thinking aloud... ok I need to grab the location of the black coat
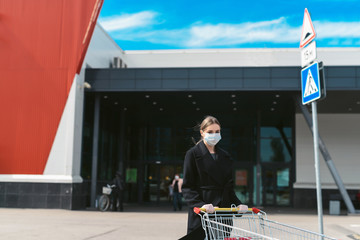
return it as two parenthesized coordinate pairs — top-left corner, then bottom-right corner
(181, 141), (241, 238)
(113, 175), (125, 191)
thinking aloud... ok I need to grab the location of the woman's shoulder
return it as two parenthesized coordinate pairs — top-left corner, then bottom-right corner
(185, 142), (205, 158)
(185, 144), (199, 157)
(186, 144), (196, 153)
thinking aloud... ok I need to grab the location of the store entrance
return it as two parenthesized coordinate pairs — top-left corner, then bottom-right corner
(262, 164), (292, 206)
(144, 163), (183, 203)
(81, 91), (295, 207)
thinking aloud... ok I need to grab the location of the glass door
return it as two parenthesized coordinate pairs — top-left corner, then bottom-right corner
(259, 125), (293, 206)
(144, 163), (183, 203)
(262, 165), (291, 206)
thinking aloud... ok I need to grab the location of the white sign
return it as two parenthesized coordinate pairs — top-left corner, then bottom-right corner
(301, 41), (317, 67)
(300, 8), (316, 48)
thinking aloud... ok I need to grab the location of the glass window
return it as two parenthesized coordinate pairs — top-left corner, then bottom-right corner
(277, 168), (290, 206)
(260, 127), (292, 162)
(175, 127), (197, 161)
(147, 127), (173, 162)
(277, 168), (289, 187)
(219, 126), (256, 162)
(261, 127), (292, 141)
(261, 127), (280, 138)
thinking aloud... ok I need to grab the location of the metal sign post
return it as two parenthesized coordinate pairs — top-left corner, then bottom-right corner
(311, 101), (324, 235)
(300, 8), (324, 236)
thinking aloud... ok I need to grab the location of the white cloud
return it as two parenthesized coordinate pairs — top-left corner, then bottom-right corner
(99, 11), (158, 32)
(185, 17), (301, 47)
(185, 19), (360, 47)
(314, 21), (360, 39)
(109, 17), (301, 48)
(110, 28), (188, 46)
(327, 39), (340, 45)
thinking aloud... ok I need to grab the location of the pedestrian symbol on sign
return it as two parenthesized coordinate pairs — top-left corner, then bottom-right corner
(301, 61), (321, 105)
(304, 70), (319, 97)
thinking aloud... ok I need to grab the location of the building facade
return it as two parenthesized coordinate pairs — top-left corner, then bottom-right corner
(83, 63), (360, 209)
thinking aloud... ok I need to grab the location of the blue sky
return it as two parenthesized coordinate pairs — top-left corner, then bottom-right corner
(98, 0), (360, 50)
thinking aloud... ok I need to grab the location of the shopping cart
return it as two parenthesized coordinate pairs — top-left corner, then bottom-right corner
(194, 206), (338, 240)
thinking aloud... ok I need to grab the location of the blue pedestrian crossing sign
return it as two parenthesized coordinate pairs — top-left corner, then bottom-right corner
(301, 61), (321, 105)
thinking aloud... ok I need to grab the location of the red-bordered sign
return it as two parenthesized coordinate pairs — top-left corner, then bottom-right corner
(300, 8), (316, 48)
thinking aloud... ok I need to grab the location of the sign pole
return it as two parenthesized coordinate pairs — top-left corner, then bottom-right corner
(300, 8), (326, 236)
(311, 101), (324, 235)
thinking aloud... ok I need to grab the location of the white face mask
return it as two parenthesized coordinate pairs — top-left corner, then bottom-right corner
(175, 175), (179, 180)
(204, 133), (221, 146)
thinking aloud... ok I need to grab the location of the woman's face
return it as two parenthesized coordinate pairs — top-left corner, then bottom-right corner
(201, 123), (220, 138)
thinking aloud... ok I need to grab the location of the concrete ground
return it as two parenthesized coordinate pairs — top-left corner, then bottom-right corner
(0, 205), (359, 240)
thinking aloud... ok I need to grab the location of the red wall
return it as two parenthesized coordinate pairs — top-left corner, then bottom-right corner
(0, 0), (103, 174)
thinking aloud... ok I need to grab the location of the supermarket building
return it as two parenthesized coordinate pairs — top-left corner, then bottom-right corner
(0, 0), (359, 210)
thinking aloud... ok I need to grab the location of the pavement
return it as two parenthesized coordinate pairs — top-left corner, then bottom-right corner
(0, 204), (359, 240)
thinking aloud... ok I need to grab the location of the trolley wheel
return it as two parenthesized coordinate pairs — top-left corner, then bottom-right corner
(98, 195), (110, 212)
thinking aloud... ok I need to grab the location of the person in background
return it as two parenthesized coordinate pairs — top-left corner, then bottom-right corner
(112, 171), (125, 212)
(172, 173), (183, 211)
(168, 181), (174, 202)
(180, 116), (248, 239)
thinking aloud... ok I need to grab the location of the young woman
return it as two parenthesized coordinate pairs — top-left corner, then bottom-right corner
(181, 116), (248, 239)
